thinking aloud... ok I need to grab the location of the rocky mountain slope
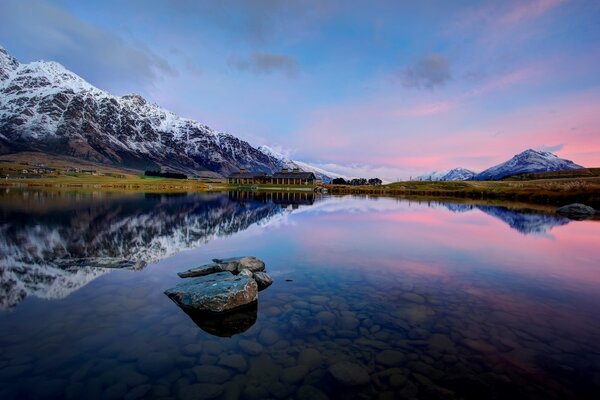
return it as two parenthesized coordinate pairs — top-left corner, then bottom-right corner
(0, 46), (319, 176)
(474, 149), (583, 180)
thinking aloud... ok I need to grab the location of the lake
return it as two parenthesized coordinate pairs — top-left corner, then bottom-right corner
(0, 189), (599, 399)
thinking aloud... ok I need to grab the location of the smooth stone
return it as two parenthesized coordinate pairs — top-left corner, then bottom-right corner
(243, 385), (270, 400)
(218, 354), (248, 372)
(389, 374), (408, 388)
(124, 384), (152, 400)
(179, 383), (223, 400)
(298, 348), (322, 369)
(297, 385), (329, 400)
(253, 271), (273, 290)
(401, 293), (425, 304)
(328, 362), (370, 386)
(556, 203), (596, 217)
(259, 328), (280, 345)
(103, 383), (128, 400)
(165, 272), (257, 313)
(182, 343), (203, 355)
(238, 339), (263, 356)
(136, 352), (174, 376)
(376, 350), (405, 367)
(178, 262), (222, 278)
(280, 365), (309, 384)
(193, 365), (231, 384)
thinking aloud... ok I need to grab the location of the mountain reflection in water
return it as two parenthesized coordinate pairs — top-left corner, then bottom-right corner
(1, 190), (599, 399)
(0, 190), (315, 309)
(0, 191), (580, 310)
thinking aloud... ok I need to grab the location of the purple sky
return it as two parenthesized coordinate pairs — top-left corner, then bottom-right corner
(1, 0), (599, 179)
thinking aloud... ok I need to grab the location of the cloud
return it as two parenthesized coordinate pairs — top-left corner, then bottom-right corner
(230, 52), (299, 78)
(538, 144), (564, 152)
(0, 0), (174, 95)
(400, 54), (451, 89)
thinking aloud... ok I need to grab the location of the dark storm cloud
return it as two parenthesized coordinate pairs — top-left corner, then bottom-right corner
(401, 54), (452, 89)
(229, 52), (299, 78)
(0, 0), (174, 95)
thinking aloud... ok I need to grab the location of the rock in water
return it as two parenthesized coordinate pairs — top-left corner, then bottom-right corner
(212, 256), (265, 273)
(177, 262), (222, 278)
(165, 272), (257, 313)
(253, 271), (273, 291)
(238, 269), (253, 278)
(556, 203), (596, 218)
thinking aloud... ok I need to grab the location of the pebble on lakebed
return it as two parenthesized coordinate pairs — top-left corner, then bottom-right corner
(165, 257), (273, 314)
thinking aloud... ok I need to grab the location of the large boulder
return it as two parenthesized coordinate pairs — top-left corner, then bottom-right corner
(165, 272), (258, 313)
(556, 203), (596, 218)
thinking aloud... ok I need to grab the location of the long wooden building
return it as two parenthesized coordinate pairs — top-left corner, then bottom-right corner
(227, 168), (317, 186)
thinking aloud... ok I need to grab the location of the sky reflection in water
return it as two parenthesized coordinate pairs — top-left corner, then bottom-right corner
(0, 190), (599, 399)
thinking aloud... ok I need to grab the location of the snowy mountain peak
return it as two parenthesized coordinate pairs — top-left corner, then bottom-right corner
(0, 46), (19, 80)
(475, 149), (584, 180)
(418, 167), (477, 181)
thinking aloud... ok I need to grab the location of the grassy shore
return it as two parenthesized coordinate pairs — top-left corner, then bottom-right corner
(325, 176), (600, 208)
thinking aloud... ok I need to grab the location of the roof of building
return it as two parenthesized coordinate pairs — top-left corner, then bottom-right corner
(272, 171), (316, 179)
(227, 171), (268, 179)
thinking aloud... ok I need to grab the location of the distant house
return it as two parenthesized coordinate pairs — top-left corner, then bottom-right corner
(227, 169), (270, 185)
(272, 168), (316, 185)
(227, 167), (317, 186)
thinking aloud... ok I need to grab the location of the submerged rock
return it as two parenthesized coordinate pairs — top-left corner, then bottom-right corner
(253, 271), (273, 290)
(556, 203), (596, 218)
(183, 302), (258, 337)
(328, 362), (370, 386)
(165, 272), (257, 313)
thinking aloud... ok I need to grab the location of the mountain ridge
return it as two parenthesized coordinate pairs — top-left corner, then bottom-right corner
(0, 46), (323, 177)
(474, 149), (583, 180)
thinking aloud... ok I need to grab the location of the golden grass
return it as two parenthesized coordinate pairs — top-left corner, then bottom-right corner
(325, 177), (600, 208)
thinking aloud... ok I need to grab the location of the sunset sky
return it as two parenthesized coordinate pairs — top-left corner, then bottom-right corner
(1, 0), (599, 179)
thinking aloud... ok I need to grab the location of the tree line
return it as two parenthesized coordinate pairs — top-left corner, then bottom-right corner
(331, 178), (382, 186)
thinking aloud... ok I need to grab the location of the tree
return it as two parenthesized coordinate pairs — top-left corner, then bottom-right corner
(331, 178), (347, 185)
(368, 178), (382, 186)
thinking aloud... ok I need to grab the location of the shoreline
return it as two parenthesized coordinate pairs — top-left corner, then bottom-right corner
(325, 176), (600, 209)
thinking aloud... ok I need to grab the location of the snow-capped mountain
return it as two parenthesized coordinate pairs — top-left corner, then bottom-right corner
(0, 46), (284, 175)
(257, 145), (347, 183)
(418, 168), (477, 181)
(474, 149), (584, 180)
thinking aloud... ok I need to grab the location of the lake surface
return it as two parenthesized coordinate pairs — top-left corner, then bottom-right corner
(1, 189), (599, 399)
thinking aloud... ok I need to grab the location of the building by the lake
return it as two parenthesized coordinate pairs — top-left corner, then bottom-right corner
(227, 168), (317, 185)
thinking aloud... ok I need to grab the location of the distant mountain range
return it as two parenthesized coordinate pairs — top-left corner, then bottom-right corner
(420, 149), (584, 181)
(0, 46), (328, 178)
(418, 168), (478, 181)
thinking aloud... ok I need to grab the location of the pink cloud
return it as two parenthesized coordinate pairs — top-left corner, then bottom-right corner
(500, 0), (570, 26)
